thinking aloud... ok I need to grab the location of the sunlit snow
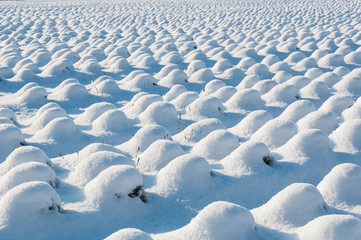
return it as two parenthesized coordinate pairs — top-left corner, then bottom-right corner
(0, 0), (361, 239)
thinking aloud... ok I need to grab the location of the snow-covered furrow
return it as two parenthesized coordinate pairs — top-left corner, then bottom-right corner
(1, 0), (361, 239)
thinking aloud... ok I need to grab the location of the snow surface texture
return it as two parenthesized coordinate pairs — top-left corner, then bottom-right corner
(1, 0), (361, 239)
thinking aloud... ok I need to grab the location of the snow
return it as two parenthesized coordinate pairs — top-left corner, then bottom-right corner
(229, 110), (272, 139)
(0, 181), (61, 226)
(188, 68), (214, 83)
(138, 102), (178, 131)
(297, 111), (338, 134)
(69, 151), (134, 186)
(278, 100), (316, 122)
(136, 140), (185, 173)
(120, 124), (171, 154)
(84, 165), (143, 205)
(274, 129), (334, 166)
(1, 0), (361, 238)
(170, 91), (199, 111)
(329, 119), (361, 153)
(185, 96), (225, 119)
(0, 162), (56, 197)
(75, 102), (116, 125)
(296, 214), (361, 240)
(222, 140), (273, 175)
(155, 201), (257, 240)
(191, 129), (238, 160)
(92, 109), (130, 134)
(252, 183), (327, 231)
(154, 154), (212, 196)
(173, 118), (225, 144)
(158, 69), (188, 87)
(250, 119), (298, 149)
(317, 163), (361, 206)
(105, 228), (152, 240)
(225, 88), (265, 111)
(31, 107), (67, 130)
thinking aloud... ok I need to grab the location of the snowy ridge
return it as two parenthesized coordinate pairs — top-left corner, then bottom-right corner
(1, 0), (361, 239)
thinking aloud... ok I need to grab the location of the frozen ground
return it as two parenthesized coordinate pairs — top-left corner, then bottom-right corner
(1, 0), (361, 239)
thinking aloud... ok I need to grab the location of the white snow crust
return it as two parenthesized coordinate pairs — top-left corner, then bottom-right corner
(0, 0), (361, 239)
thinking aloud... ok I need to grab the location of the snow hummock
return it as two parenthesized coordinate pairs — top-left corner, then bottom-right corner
(229, 110), (273, 139)
(105, 228), (152, 240)
(155, 201), (257, 240)
(296, 214), (361, 240)
(222, 141), (273, 175)
(250, 119), (298, 149)
(329, 119), (361, 153)
(191, 129), (239, 160)
(136, 140), (185, 173)
(317, 163), (361, 206)
(69, 151), (134, 186)
(84, 165), (143, 205)
(0, 146), (52, 175)
(252, 183), (327, 230)
(0, 162), (56, 197)
(120, 125), (172, 154)
(154, 154), (212, 196)
(0, 181), (61, 225)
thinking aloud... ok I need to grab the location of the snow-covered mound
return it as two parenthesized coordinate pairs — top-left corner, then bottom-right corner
(173, 118), (225, 145)
(75, 102), (116, 125)
(250, 119), (298, 149)
(317, 163), (361, 206)
(84, 165), (143, 205)
(0, 146), (52, 175)
(69, 151), (134, 186)
(252, 183), (327, 230)
(92, 109), (130, 134)
(136, 140), (185, 173)
(296, 214), (361, 240)
(191, 129), (238, 160)
(229, 110), (272, 138)
(154, 154), (212, 196)
(105, 228), (152, 240)
(222, 140), (273, 175)
(155, 201), (257, 240)
(0, 181), (61, 225)
(120, 124), (172, 155)
(0, 162), (56, 197)
(329, 119), (361, 153)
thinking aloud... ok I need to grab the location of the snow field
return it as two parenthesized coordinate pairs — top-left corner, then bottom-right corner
(1, 0), (361, 239)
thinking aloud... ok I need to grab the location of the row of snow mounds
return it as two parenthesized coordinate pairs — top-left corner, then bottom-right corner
(12, 96), (136, 155)
(112, 66), (361, 115)
(104, 201), (258, 240)
(105, 214), (361, 240)
(3, 78), (357, 164)
(0, 108), (24, 161)
(112, 84), (353, 154)
(1, 2), (361, 96)
(94, 91), (358, 178)
(0, 115), (357, 235)
(61, 142), (146, 205)
(2, 25), (360, 77)
(0, 145), (61, 227)
(0, 159), (359, 240)
(0, 82), (48, 107)
(2, 0), (361, 238)
(0, 139), (360, 238)
(0, 145), (147, 229)
(103, 171), (361, 240)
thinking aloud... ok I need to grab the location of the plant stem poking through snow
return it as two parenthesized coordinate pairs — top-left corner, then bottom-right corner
(262, 155), (274, 166)
(128, 185), (147, 203)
